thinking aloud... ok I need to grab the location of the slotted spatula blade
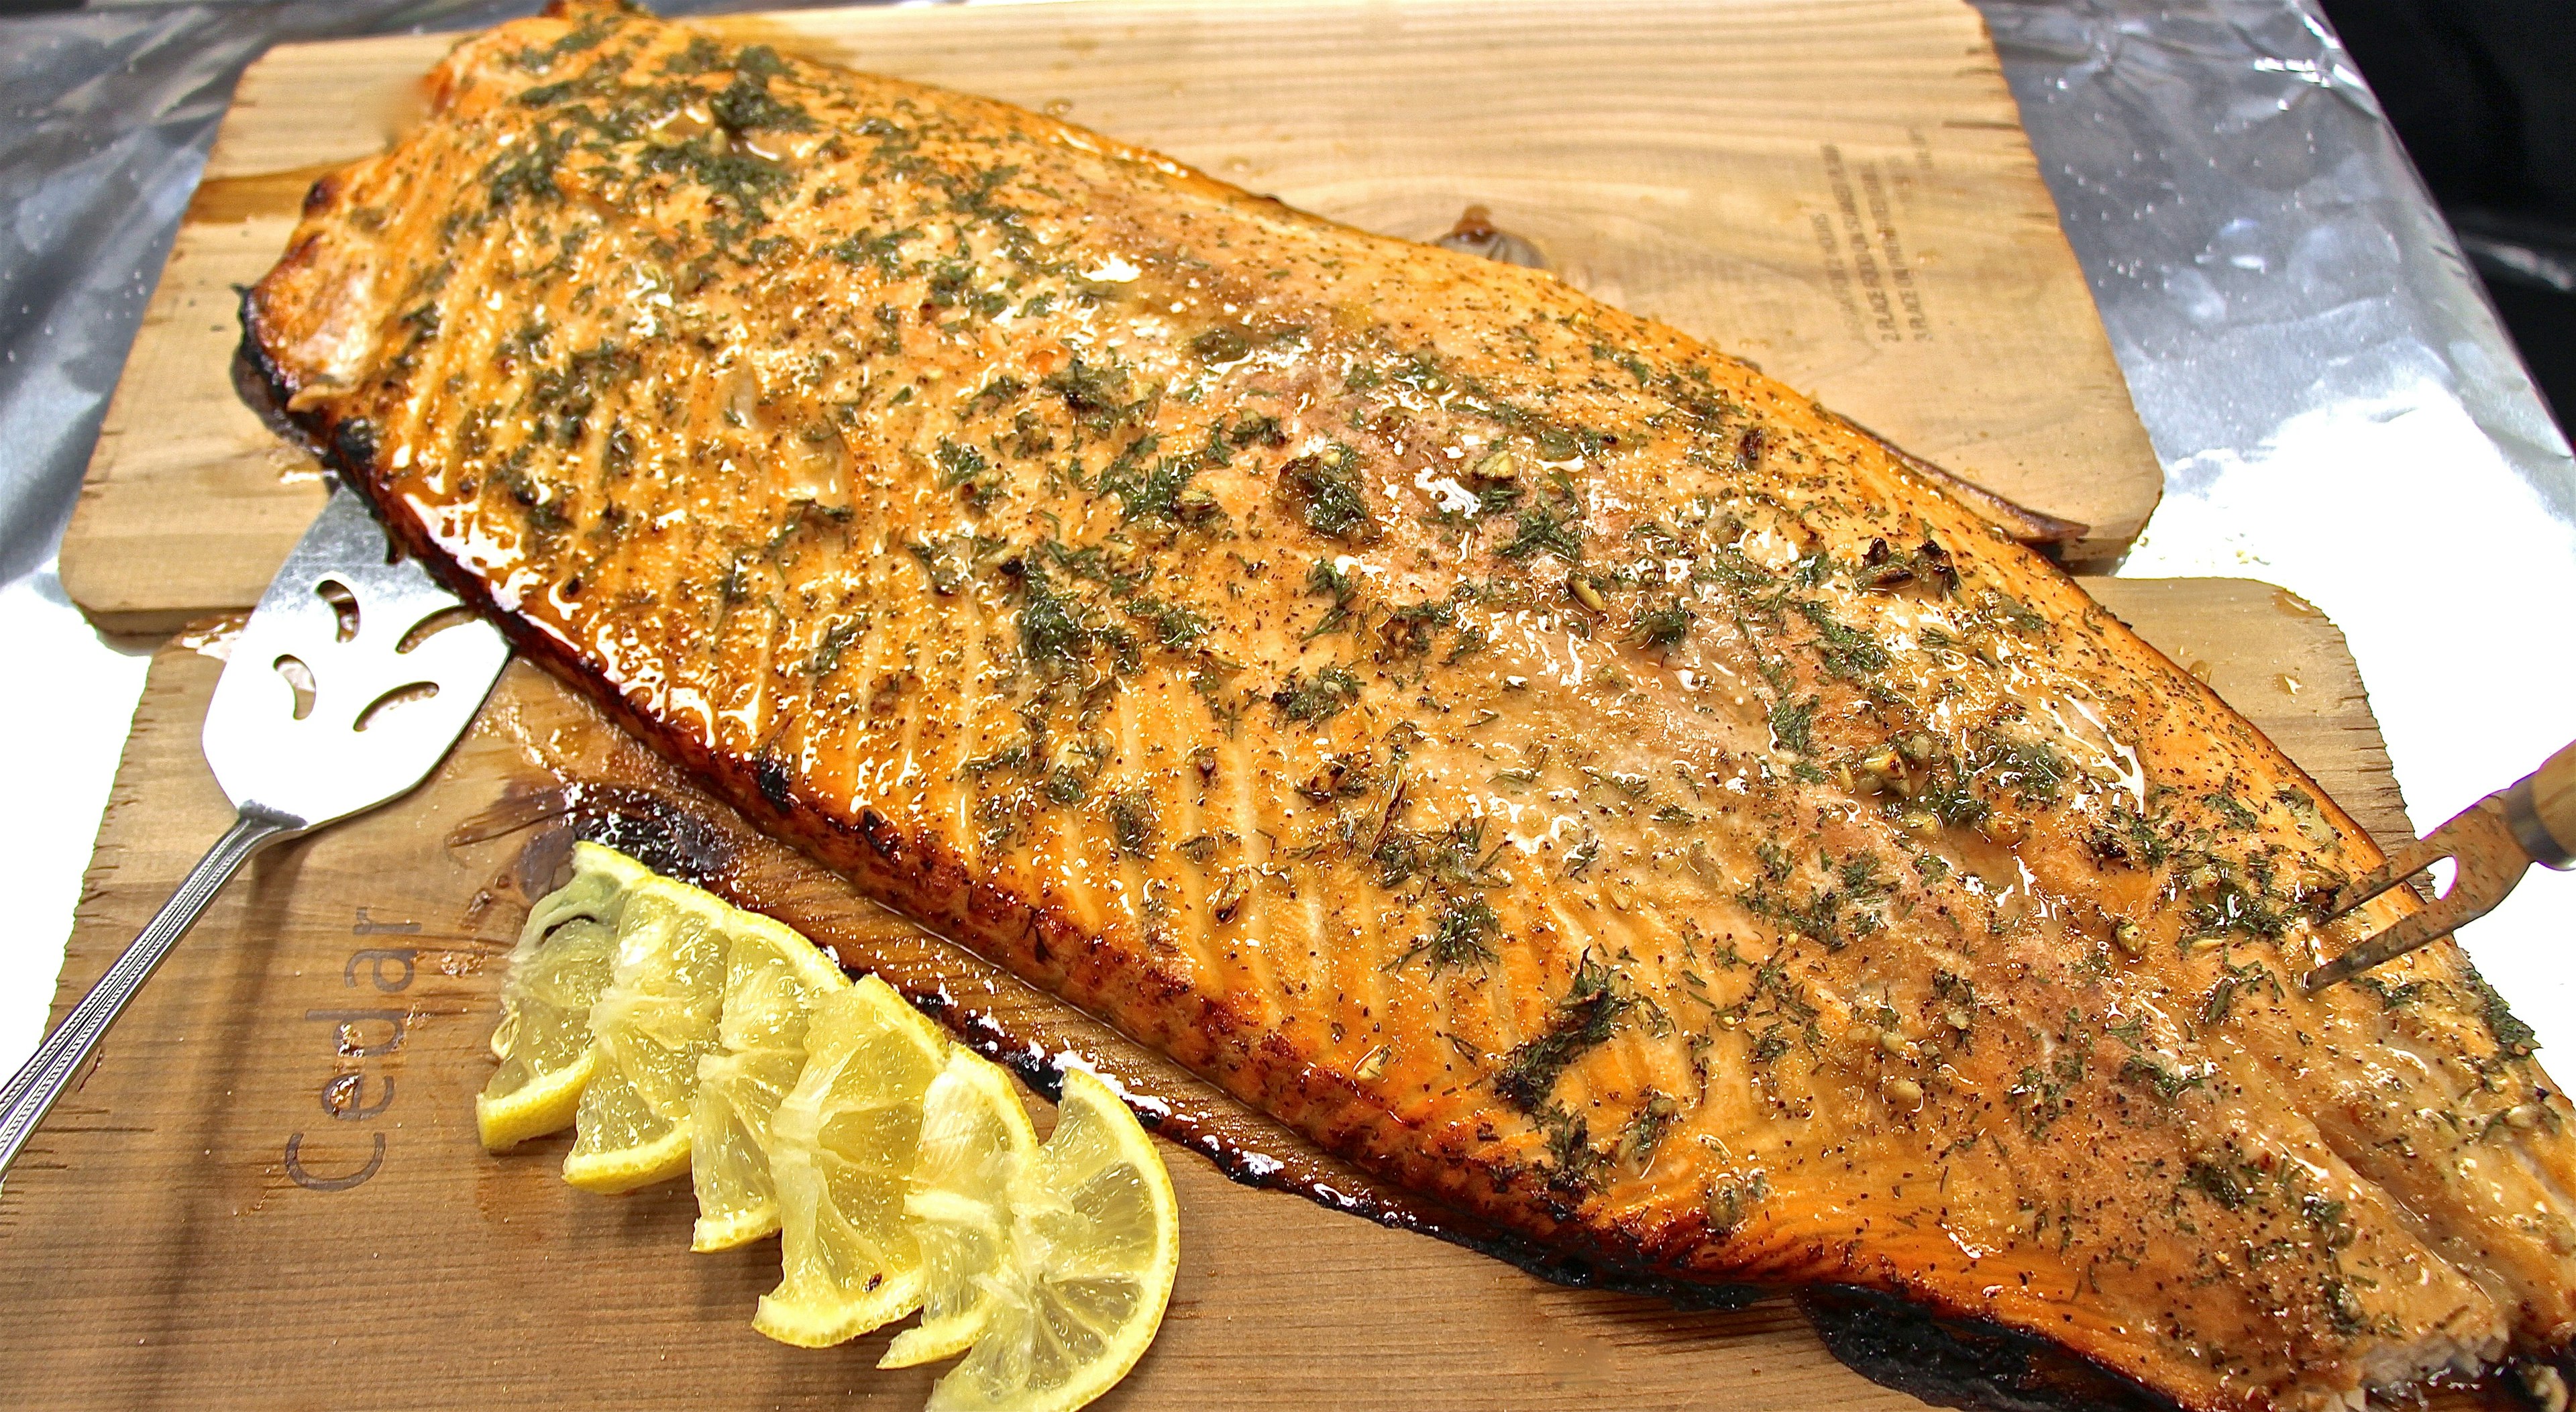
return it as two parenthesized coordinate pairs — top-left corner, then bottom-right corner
(0, 487), (510, 1177)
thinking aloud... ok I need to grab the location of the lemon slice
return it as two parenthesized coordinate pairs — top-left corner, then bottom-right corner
(925, 1067), (1180, 1412)
(879, 1051), (1041, 1369)
(561, 879), (733, 1193)
(688, 912), (853, 1251)
(753, 977), (950, 1347)
(476, 843), (647, 1152)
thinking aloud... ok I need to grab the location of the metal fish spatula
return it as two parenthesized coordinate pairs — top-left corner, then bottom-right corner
(2304, 739), (2576, 993)
(0, 487), (510, 1177)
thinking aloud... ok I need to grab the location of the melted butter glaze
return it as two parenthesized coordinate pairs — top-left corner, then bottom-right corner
(259, 6), (2576, 1407)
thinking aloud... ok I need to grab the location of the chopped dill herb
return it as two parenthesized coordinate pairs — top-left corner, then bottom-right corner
(1768, 698), (1817, 755)
(1379, 600), (1454, 656)
(827, 226), (915, 274)
(1046, 356), (1150, 433)
(1278, 444), (1374, 539)
(1499, 503), (1585, 561)
(1271, 665), (1362, 722)
(2466, 963), (2540, 1056)
(2302, 1193), (2357, 1251)
(1226, 412), (1286, 447)
(963, 742), (1029, 776)
(1536, 1107), (1609, 1197)
(1910, 763), (1992, 828)
(1631, 601), (1691, 648)
(1749, 1027), (1792, 1065)
(2118, 1053), (2206, 1103)
(1791, 598), (1889, 680)
(1495, 954), (1631, 1111)
(1189, 326), (1250, 363)
(708, 50), (812, 133)
(2200, 961), (2280, 1027)
(1108, 788), (1157, 854)
(1619, 1091), (1679, 1168)
(2186, 1156), (2258, 1211)
(1131, 597), (1208, 648)
(1395, 894), (1501, 973)
(482, 121), (577, 210)
(2206, 791), (2261, 829)
(806, 618), (865, 679)
(1095, 433), (1210, 523)
(1740, 850), (1886, 952)
(1016, 570), (1093, 676)
(1373, 816), (1494, 890)
(1976, 734), (2068, 804)
(2320, 1278), (2369, 1336)
(935, 439), (997, 507)
(2354, 974), (2426, 1011)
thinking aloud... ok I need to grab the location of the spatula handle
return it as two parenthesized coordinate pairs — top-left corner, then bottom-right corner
(0, 808), (295, 1181)
(2508, 739), (2576, 869)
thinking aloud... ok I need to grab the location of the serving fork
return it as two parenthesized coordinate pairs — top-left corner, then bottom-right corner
(2305, 739), (2576, 992)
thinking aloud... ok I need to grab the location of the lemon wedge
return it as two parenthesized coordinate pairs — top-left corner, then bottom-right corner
(752, 977), (949, 1347)
(486, 843), (1183, 1409)
(879, 1050), (1041, 1369)
(688, 911), (853, 1251)
(561, 879), (733, 1193)
(476, 842), (646, 1152)
(924, 1067), (1179, 1412)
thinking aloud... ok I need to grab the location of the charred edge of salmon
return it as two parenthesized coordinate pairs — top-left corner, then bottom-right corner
(488, 747), (1782, 1311)
(232, 233), (2297, 1412)
(548, 789), (2206, 1412)
(1802, 1287), (2181, 1412)
(877, 946), (1774, 1312)
(462, 661), (2214, 1410)
(1829, 413), (2094, 553)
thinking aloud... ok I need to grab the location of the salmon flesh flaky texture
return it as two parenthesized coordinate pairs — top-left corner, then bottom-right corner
(244, 5), (2576, 1407)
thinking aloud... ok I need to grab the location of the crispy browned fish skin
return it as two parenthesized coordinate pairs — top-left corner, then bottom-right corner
(246, 5), (2576, 1406)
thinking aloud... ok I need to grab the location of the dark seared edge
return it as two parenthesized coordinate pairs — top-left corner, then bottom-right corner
(1801, 1287), (2179, 1412)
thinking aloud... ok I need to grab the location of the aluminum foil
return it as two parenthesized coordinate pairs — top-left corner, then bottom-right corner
(1978, 0), (2576, 1051)
(1, 0), (2570, 1060)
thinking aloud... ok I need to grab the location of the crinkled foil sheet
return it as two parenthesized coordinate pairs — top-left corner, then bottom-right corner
(1976, 0), (2576, 1044)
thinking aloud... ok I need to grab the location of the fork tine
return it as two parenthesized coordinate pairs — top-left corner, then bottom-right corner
(2320, 833), (2452, 922)
(2304, 804), (2533, 992)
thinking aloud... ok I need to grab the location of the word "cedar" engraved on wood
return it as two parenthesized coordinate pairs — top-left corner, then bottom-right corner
(282, 910), (421, 1192)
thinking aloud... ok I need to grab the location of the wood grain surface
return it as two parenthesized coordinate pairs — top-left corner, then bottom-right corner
(58, 0), (2162, 635)
(0, 578), (2407, 1412)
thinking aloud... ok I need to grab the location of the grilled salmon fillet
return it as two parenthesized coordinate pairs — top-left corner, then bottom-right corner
(244, 5), (2576, 1406)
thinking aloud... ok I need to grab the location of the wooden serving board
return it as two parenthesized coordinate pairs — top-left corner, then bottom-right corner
(58, 0), (2163, 636)
(0, 578), (2404, 1412)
